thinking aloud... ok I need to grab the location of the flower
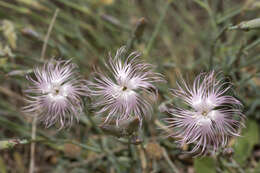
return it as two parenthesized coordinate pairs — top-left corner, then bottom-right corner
(88, 47), (164, 126)
(164, 71), (244, 155)
(23, 59), (87, 128)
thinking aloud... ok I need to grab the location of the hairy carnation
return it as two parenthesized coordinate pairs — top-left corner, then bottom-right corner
(164, 71), (245, 155)
(23, 59), (87, 128)
(88, 47), (164, 126)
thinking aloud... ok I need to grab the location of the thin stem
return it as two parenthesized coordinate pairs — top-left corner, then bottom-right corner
(126, 17), (147, 53)
(209, 26), (228, 69)
(101, 137), (121, 173)
(60, 139), (101, 153)
(84, 107), (103, 134)
(29, 9), (59, 173)
(0, 85), (24, 101)
(144, 0), (172, 57)
(216, 153), (225, 172)
(29, 116), (37, 173)
(69, 146), (128, 167)
(0, 139), (29, 150)
(162, 147), (179, 173)
(88, 114), (103, 134)
(230, 158), (245, 173)
(40, 9), (60, 60)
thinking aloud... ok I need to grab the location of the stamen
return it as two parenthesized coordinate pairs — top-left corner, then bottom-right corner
(122, 86), (127, 91)
(55, 89), (59, 94)
(202, 110), (208, 116)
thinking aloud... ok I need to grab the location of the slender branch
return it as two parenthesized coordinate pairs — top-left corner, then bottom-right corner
(126, 17), (147, 53)
(0, 85), (24, 102)
(144, 0), (172, 57)
(29, 117), (37, 173)
(229, 18), (260, 31)
(209, 26), (228, 69)
(40, 9), (60, 60)
(162, 147), (180, 173)
(0, 139), (29, 150)
(69, 146), (128, 167)
(230, 158), (245, 173)
(29, 9), (59, 173)
(0, 137), (101, 153)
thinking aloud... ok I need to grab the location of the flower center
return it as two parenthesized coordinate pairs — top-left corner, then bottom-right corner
(49, 84), (68, 98)
(202, 110), (208, 116)
(122, 86), (127, 91)
(51, 85), (61, 96)
(54, 88), (59, 95)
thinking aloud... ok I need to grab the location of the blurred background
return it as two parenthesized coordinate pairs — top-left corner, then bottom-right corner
(0, 0), (259, 172)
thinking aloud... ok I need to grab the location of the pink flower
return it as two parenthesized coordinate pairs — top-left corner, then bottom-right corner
(164, 72), (245, 155)
(88, 47), (164, 126)
(23, 59), (87, 128)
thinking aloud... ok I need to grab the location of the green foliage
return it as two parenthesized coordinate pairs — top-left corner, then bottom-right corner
(194, 157), (217, 173)
(234, 120), (259, 165)
(246, 161), (260, 173)
(0, 0), (259, 172)
(229, 18), (260, 31)
(0, 157), (6, 173)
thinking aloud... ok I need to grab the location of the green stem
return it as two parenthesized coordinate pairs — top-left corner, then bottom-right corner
(144, 0), (172, 57)
(209, 26), (228, 69)
(0, 139), (29, 150)
(126, 17), (147, 53)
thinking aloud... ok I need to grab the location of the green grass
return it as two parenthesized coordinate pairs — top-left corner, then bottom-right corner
(0, 0), (260, 172)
